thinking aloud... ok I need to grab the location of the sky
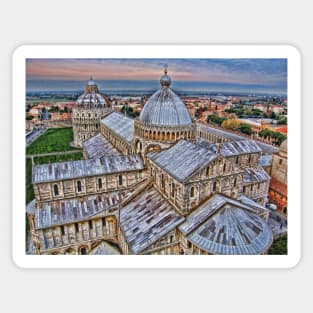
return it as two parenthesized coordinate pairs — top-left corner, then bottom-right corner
(26, 58), (287, 95)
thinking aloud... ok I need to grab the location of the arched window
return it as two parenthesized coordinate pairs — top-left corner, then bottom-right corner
(171, 183), (175, 197)
(248, 155), (251, 163)
(206, 167), (210, 176)
(88, 220), (92, 230)
(98, 178), (102, 189)
(118, 175), (123, 186)
(53, 184), (59, 196)
(161, 174), (165, 189)
(236, 156), (239, 164)
(223, 163), (226, 173)
(77, 181), (82, 192)
(170, 235), (174, 243)
(234, 177), (237, 186)
(190, 186), (195, 197)
(213, 182), (217, 192)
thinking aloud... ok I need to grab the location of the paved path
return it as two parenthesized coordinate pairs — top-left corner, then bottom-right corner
(26, 128), (47, 146)
(26, 150), (83, 165)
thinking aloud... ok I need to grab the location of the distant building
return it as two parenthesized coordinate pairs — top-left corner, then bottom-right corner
(269, 140), (288, 214)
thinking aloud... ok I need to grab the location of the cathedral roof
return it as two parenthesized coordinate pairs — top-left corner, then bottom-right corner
(83, 133), (121, 159)
(258, 154), (272, 167)
(147, 140), (218, 183)
(242, 166), (271, 184)
(32, 154), (144, 184)
(179, 194), (273, 255)
(220, 140), (262, 156)
(139, 67), (192, 127)
(101, 112), (134, 144)
(196, 124), (279, 154)
(120, 187), (184, 254)
(34, 190), (128, 229)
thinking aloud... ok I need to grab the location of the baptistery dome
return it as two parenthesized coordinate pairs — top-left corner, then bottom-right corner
(139, 67), (192, 127)
(72, 77), (111, 147)
(76, 77), (110, 108)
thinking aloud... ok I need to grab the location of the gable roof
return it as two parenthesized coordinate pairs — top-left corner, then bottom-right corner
(220, 140), (262, 157)
(196, 124), (279, 154)
(101, 112), (134, 144)
(83, 133), (120, 159)
(120, 188), (184, 254)
(32, 154), (144, 184)
(242, 166), (271, 184)
(147, 140), (218, 183)
(34, 190), (128, 229)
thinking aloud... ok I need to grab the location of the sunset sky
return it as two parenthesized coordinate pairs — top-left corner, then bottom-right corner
(26, 59), (287, 94)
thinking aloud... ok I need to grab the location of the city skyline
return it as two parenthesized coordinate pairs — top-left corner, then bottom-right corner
(26, 59), (287, 95)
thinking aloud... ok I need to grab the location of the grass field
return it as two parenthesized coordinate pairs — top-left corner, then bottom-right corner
(33, 152), (84, 165)
(26, 127), (83, 204)
(26, 159), (34, 204)
(26, 127), (80, 155)
(26, 152), (84, 204)
(268, 235), (287, 255)
(27, 98), (73, 104)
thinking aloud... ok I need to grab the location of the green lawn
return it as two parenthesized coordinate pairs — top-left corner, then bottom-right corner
(268, 235), (288, 255)
(26, 128), (80, 155)
(26, 159), (34, 204)
(33, 152), (84, 165)
(26, 152), (84, 204)
(26, 127), (84, 205)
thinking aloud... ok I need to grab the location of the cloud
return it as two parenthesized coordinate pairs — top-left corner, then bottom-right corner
(26, 58), (287, 89)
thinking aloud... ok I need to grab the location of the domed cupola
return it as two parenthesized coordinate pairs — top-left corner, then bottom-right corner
(160, 65), (171, 88)
(134, 66), (195, 154)
(76, 77), (110, 108)
(72, 77), (111, 147)
(139, 65), (192, 127)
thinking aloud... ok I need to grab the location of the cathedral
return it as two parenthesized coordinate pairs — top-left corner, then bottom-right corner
(27, 67), (277, 255)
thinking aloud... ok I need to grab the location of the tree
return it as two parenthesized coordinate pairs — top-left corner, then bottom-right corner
(270, 111), (277, 119)
(238, 123), (252, 135)
(277, 116), (287, 125)
(259, 128), (287, 145)
(222, 118), (240, 130)
(207, 114), (225, 126)
(121, 105), (139, 118)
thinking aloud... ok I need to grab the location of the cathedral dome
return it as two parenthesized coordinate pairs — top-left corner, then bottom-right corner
(87, 77), (96, 86)
(76, 78), (110, 108)
(139, 67), (192, 127)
